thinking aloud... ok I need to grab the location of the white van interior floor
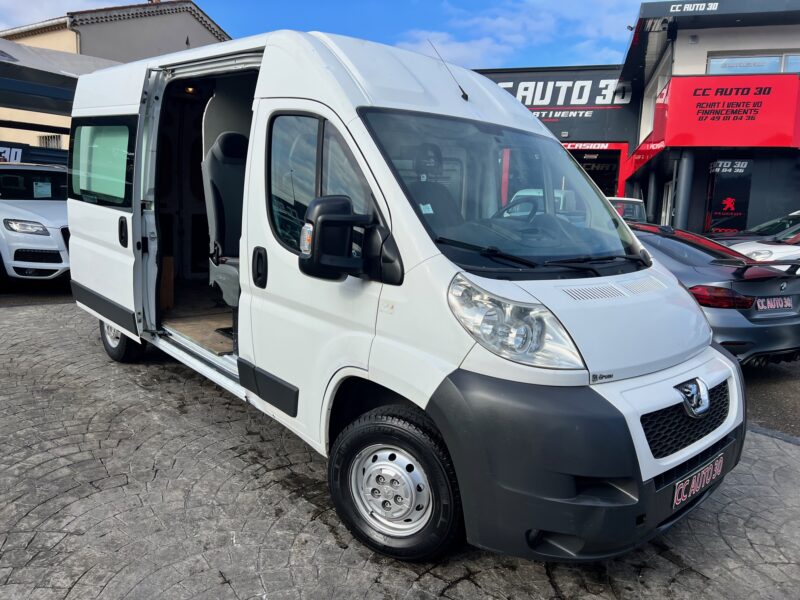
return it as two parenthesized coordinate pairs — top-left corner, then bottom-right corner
(161, 281), (234, 355)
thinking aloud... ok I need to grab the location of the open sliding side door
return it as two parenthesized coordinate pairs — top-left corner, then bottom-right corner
(68, 64), (152, 339)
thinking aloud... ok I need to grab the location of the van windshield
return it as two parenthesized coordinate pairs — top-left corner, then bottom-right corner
(361, 109), (642, 275)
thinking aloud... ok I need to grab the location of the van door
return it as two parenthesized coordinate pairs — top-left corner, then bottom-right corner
(68, 111), (144, 338)
(238, 99), (385, 442)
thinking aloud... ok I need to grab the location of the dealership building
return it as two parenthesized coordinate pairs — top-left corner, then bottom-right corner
(481, 0), (800, 233)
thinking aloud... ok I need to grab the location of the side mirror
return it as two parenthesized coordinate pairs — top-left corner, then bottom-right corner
(298, 195), (372, 280)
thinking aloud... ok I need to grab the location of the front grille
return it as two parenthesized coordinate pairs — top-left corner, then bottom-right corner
(14, 249), (63, 264)
(652, 434), (732, 490)
(641, 381), (730, 459)
(61, 227), (70, 251)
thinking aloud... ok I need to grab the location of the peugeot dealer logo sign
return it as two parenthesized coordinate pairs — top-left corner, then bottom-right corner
(675, 378), (710, 418)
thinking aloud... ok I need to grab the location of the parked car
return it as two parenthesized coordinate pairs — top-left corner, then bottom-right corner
(632, 223), (800, 366)
(68, 31), (745, 562)
(0, 163), (70, 281)
(710, 210), (800, 247)
(608, 196), (647, 222)
(729, 226), (800, 266)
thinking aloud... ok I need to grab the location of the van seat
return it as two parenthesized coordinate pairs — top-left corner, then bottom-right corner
(201, 131), (247, 307)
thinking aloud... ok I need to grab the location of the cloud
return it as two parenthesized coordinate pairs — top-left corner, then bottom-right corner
(0, 1), (138, 31)
(396, 30), (514, 68)
(397, 0), (641, 68)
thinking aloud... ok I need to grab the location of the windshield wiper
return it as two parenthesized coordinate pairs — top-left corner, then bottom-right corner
(545, 254), (650, 268)
(434, 237), (540, 269)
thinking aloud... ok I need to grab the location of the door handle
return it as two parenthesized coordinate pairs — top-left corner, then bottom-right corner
(118, 216), (128, 248)
(252, 246), (268, 288)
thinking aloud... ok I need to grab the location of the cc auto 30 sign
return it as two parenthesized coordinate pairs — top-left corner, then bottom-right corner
(663, 74), (800, 147)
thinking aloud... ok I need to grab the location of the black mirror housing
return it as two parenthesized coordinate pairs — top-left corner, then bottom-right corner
(299, 195), (372, 280)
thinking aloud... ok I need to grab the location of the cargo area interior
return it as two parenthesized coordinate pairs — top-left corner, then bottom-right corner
(153, 70), (258, 356)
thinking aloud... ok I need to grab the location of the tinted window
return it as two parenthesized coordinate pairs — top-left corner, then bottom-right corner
(269, 116), (373, 252)
(269, 115), (320, 251)
(707, 56), (781, 75)
(321, 123), (372, 215)
(786, 55), (800, 73)
(362, 109), (641, 266)
(748, 214), (800, 235)
(69, 117), (136, 209)
(611, 200), (647, 222)
(0, 169), (67, 201)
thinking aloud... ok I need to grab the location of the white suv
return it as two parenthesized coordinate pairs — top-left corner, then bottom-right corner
(0, 163), (70, 280)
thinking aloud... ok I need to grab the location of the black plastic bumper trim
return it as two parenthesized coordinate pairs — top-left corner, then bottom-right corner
(425, 368), (746, 562)
(71, 280), (138, 337)
(237, 358), (298, 417)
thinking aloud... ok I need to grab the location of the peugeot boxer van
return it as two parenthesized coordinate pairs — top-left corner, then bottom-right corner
(67, 31), (745, 562)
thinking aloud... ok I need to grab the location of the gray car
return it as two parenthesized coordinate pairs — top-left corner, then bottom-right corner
(632, 223), (800, 366)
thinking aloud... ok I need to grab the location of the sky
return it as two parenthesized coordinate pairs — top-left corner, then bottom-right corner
(0, 0), (643, 69)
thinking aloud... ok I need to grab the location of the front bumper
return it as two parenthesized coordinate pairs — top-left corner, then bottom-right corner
(1, 225), (69, 279)
(705, 306), (800, 364)
(426, 349), (745, 561)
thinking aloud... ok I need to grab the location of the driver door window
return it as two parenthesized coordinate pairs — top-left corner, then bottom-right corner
(268, 115), (373, 252)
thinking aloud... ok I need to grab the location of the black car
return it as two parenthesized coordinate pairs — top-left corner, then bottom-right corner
(632, 223), (800, 366)
(709, 211), (800, 247)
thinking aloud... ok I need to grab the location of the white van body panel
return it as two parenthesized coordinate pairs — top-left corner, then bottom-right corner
(510, 261), (712, 382)
(592, 345), (743, 481)
(68, 200), (142, 336)
(369, 254), (476, 408)
(241, 98), (384, 444)
(72, 63), (149, 117)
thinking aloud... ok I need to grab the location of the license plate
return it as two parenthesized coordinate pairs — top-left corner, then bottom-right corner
(756, 296), (793, 311)
(673, 454), (724, 510)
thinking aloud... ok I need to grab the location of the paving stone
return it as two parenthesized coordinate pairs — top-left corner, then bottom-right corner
(0, 303), (798, 599)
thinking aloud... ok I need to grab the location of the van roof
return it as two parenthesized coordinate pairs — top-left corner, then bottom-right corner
(71, 30), (550, 137)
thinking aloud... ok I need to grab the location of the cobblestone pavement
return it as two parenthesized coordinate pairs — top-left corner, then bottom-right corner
(0, 303), (798, 600)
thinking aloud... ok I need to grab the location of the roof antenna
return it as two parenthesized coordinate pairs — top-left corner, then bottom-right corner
(427, 39), (469, 101)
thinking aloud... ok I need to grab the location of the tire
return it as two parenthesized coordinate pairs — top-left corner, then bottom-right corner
(99, 320), (146, 362)
(328, 405), (463, 561)
(0, 252), (8, 284)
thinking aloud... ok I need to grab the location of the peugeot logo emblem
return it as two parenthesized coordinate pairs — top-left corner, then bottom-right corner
(780, 282), (788, 292)
(675, 378), (710, 418)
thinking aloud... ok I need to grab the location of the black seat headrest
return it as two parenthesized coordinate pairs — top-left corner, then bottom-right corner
(212, 132), (248, 161)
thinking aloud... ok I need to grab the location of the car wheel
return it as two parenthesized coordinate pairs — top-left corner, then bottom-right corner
(328, 405), (463, 561)
(99, 319), (146, 362)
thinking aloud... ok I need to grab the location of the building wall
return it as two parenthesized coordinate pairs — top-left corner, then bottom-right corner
(0, 108), (70, 152)
(77, 12), (222, 62)
(5, 27), (77, 53)
(673, 24), (800, 75)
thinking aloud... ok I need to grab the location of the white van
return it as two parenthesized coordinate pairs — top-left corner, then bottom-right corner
(67, 31), (745, 562)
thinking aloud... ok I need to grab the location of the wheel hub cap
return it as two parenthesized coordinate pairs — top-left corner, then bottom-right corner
(104, 323), (122, 348)
(349, 444), (433, 537)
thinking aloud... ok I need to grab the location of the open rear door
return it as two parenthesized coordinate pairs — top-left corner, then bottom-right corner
(68, 66), (150, 339)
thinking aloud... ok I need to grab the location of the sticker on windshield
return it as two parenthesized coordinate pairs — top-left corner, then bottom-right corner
(420, 203), (434, 214)
(33, 181), (52, 198)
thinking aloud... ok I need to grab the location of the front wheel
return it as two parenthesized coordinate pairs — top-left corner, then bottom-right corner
(99, 320), (146, 362)
(328, 406), (463, 561)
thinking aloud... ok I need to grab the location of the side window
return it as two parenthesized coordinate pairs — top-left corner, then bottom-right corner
(69, 117), (136, 209)
(268, 115), (375, 252)
(321, 123), (372, 215)
(269, 115), (320, 251)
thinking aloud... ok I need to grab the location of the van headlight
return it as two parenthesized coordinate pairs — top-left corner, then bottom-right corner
(3, 219), (49, 236)
(448, 274), (584, 369)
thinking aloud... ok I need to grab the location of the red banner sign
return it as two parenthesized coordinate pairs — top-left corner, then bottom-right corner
(625, 73), (800, 178)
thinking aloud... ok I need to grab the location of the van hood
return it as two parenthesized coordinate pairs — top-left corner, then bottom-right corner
(0, 200), (68, 228)
(512, 264), (712, 382)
